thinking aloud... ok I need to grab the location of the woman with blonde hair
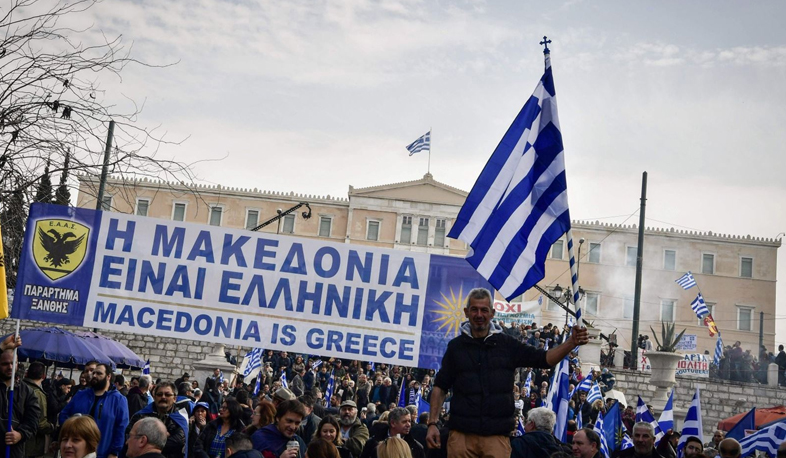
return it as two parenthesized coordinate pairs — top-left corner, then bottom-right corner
(376, 437), (412, 458)
(60, 415), (101, 458)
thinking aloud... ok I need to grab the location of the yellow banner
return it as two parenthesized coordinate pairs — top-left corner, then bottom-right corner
(0, 221), (9, 319)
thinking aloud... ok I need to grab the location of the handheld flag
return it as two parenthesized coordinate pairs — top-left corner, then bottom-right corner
(635, 396), (664, 445)
(0, 222), (8, 319)
(523, 371), (533, 397)
(405, 131), (430, 156)
(726, 407), (755, 441)
(516, 416), (526, 437)
(545, 356), (570, 442)
(602, 402), (623, 452)
(324, 370), (336, 402)
(690, 293), (709, 318)
(676, 272), (697, 289)
(657, 389), (674, 433)
(311, 359), (323, 371)
(704, 314), (719, 337)
(740, 421), (786, 458)
(280, 372), (288, 389)
(676, 388), (703, 458)
(397, 378), (408, 407)
(713, 335), (724, 367)
(447, 48), (578, 308)
(143, 359), (150, 375)
(621, 434), (634, 450)
(593, 411), (611, 458)
(242, 348), (263, 377)
(587, 382), (602, 405)
(569, 373), (593, 398)
(253, 371), (262, 396)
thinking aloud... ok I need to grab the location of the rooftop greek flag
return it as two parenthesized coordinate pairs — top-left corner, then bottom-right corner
(676, 388), (703, 458)
(690, 293), (709, 318)
(676, 271), (697, 290)
(447, 39), (582, 322)
(243, 348), (263, 377)
(714, 335), (724, 367)
(406, 131), (430, 156)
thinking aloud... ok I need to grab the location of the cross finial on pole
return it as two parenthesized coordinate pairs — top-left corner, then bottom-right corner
(540, 36), (552, 54)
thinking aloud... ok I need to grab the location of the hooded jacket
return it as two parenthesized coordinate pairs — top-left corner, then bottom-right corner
(433, 321), (550, 436)
(250, 424), (306, 458)
(59, 386), (129, 458)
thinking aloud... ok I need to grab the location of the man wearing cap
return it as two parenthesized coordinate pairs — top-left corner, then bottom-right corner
(338, 400), (369, 457)
(272, 388), (296, 408)
(188, 402), (209, 458)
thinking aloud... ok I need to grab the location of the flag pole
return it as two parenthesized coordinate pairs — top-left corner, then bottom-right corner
(6, 319), (20, 458)
(427, 127), (432, 174)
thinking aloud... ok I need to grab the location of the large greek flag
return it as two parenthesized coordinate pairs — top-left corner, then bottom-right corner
(593, 411), (611, 458)
(740, 421), (786, 457)
(406, 131), (430, 156)
(448, 51), (579, 308)
(676, 388), (703, 458)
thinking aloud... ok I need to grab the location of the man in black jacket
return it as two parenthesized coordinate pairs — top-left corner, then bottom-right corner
(359, 407), (424, 458)
(0, 349), (42, 458)
(425, 288), (589, 458)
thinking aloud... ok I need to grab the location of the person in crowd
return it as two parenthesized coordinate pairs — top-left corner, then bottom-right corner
(193, 398), (245, 458)
(49, 378), (75, 424)
(291, 370), (305, 398)
(362, 405), (378, 430)
(375, 437), (411, 458)
(296, 395), (321, 445)
(336, 401), (369, 458)
(775, 345), (786, 386)
(125, 417), (167, 458)
(59, 363), (128, 458)
(571, 428), (601, 458)
(656, 430), (679, 458)
(621, 405), (636, 433)
(128, 376), (151, 418)
(355, 375), (371, 409)
(115, 375), (129, 397)
(0, 349), (41, 458)
(408, 413), (428, 451)
(174, 374), (190, 390)
(203, 378), (222, 418)
(704, 430), (724, 450)
(236, 391), (254, 427)
(72, 362), (98, 395)
(251, 399), (307, 458)
(612, 422), (662, 458)
(313, 416), (351, 458)
(273, 388), (297, 408)
(189, 403), (210, 458)
(777, 442), (786, 458)
(59, 415), (102, 458)
(682, 437), (704, 458)
(125, 381), (188, 458)
(717, 438), (741, 458)
(599, 368), (616, 392)
(245, 401), (276, 436)
(305, 439), (339, 458)
(224, 433), (261, 458)
(511, 407), (569, 458)
(23, 361), (52, 458)
(359, 407), (423, 458)
(425, 288), (589, 458)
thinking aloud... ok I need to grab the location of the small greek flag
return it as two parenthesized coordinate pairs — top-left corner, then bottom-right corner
(370, 362), (376, 372)
(523, 371), (532, 397)
(516, 416), (526, 436)
(406, 131), (430, 156)
(324, 370), (335, 401)
(658, 389), (674, 433)
(143, 359), (150, 375)
(280, 372), (288, 389)
(243, 348), (263, 377)
(218, 371), (224, 384)
(621, 434), (633, 450)
(253, 371), (262, 396)
(587, 382), (602, 405)
(569, 373), (593, 398)
(676, 271), (697, 290)
(690, 293), (709, 318)
(636, 396), (664, 445)
(714, 335), (724, 367)
(311, 359), (323, 371)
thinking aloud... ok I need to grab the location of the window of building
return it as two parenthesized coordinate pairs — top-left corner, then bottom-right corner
(417, 217), (429, 246)
(282, 214), (295, 234)
(367, 220), (380, 241)
(400, 216), (412, 244)
(547, 289), (563, 311)
(319, 216), (332, 237)
(209, 206), (223, 226)
(101, 195), (112, 211)
(661, 299), (676, 323)
(663, 249), (676, 271)
(135, 199), (149, 217)
(585, 292), (600, 316)
(623, 298), (634, 319)
(246, 210), (259, 230)
(737, 306), (753, 331)
(698, 304), (715, 326)
(588, 243), (601, 263)
(626, 246), (638, 267)
(702, 253), (715, 275)
(740, 257), (753, 278)
(434, 219), (446, 247)
(551, 240), (564, 260)
(172, 203), (186, 221)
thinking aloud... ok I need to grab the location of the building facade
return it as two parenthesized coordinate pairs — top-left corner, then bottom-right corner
(77, 173), (780, 356)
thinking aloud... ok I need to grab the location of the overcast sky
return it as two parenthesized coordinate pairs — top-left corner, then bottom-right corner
(59, 0), (786, 343)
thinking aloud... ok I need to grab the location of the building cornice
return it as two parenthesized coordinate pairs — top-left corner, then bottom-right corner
(572, 220), (782, 247)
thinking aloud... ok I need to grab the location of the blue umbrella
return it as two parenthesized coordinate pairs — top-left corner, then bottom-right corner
(75, 331), (145, 369)
(1, 327), (115, 369)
